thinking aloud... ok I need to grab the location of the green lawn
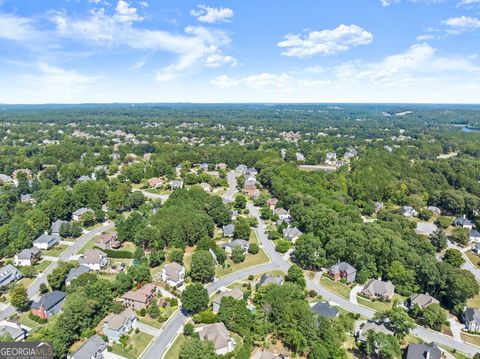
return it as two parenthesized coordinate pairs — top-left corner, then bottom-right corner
(163, 334), (186, 359)
(42, 245), (68, 257)
(461, 332), (480, 347)
(319, 277), (352, 299)
(14, 312), (43, 330)
(17, 277), (35, 288)
(356, 294), (404, 312)
(110, 331), (153, 359)
(138, 315), (163, 329)
(34, 260), (53, 273)
(467, 294), (480, 307)
(122, 241), (136, 253)
(77, 235), (99, 254)
(465, 251), (480, 269)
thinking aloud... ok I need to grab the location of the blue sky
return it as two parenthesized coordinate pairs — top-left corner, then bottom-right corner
(1, 0), (480, 103)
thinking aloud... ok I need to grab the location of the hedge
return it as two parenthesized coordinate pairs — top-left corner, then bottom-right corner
(93, 246), (132, 259)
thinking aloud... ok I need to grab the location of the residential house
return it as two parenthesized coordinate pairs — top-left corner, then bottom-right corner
(406, 343), (444, 359)
(175, 164), (183, 176)
(274, 208), (290, 221)
(224, 239), (250, 255)
(360, 279), (395, 301)
(258, 274), (284, 288)
(198, 322), (236, 355)
(266, 198), (278, 210)
(65, 265), (91, 286)
(14, 247), (41, 267)
(282, 227), (302, 243)
(206, 170), (220, 178)
(427, 206), (442, 216)
(463, 307), (480, 332)
(33, 233), (61, 250)
(0, 174), (13, 185)
(70, 335), (107, 359)
(243, 183), (258, 198)
(343, 148), (358, 160)
(31, 290), (66, 319)
(406, 294), (439, 310)
(95, 233), (121, 250)
(222, 224), (235, 237)
(121, 283), (157, 311)
(295, 152), (305, 161)
(79, 249), (108, 271)
(20, 194), (35, 204)
(51, 219), (67, 235)
(72, 208), (94, 221)
(327, 262), (357, 283)
(400, 206), (418, 218)
(216, 163), (227, 171)
(169, 180), (183, 189)
(454, 215), (474, 230)
(103, 308), (137, 343)
(161, 262), (185, 288)
(199, 182), (212, 192)
(356, 321), (394, 342)
(212, 288), (244, 313)
(470, 229), (480, 243)
(230, 210), (239, 221)
(251, 350), (286, 359)
(0, 265), (22, 288)
(374, 202), (384, 214)
(199, 163), (209, 171)
(0, 321), (27, 341)
(236, 164), (247, 174)
(310, 301), (339, 318)
(473, 243), (480, 255)
(77, 175), (91, 183)
(246, 168), (258, 177)
(325, 152), (337, 164)
(148, 177), (164, 188)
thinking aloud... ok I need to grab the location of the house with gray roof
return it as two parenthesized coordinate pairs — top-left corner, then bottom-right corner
(223, 239), (249, 254)
(427, 206), (442, 216)
(79, 249), (108, 271)
(66, 265), (91, 286)
(198, 322), (236, 355)
(51, 219), (68, 235)
(161, 262), (185, 287)
(327, 262), (357, 283)
(169, 180), (183, 189)
(406, 293), (439, 310)
(77, 175), (91, 183)
(70, 335), (107, 359)
(250, 350), (285, 359)
(72, 208), (94, 221)
(406, 343), (443, 359)
(356, 320), (394, 342)
(103, 307), (137, 343)
(258, 273), (284, 288)
(31, 290), (66, 319)
(212, 288), (244, 313)
(310, 301), (339, 318)
(20, 194), (35, 204)
(470, 229), (480, 243)
(400, 206), (418, 218)
(0, 265), (22, 288)
(222, 224), (235, 237)
(33, 233), (61, 250)
(361, 279), (395, 301)
(0, 321), (27, 341)
(14, 247), (41, 266)
(454, 215), (474, 230)
(463, 307), (480, 332)
(282, 227), (302, 243)
(0, 174), (13, 184)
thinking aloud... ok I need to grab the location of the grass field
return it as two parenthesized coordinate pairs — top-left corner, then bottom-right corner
(319, 277), (352, 299)
(356, 294), (404, 312)
(77, 235), (99, 254)
(465, 251), (480, 269)
(14, 312), (43, 330)
(111, 331), (153, 359)
(163, 334), (186, 359)
(460, 332), (480, 347)
(215, 230), (269, 277)
(138, 315), (163, 329)
(42, 244), (68, 257)
(34, 260), (53, 272)
(467, 294), (480, 308)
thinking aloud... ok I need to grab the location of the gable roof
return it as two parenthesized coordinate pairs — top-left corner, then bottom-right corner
(362, 279), (395, 297)
(163, 262), (184, 281)
(73, 208), (93, 216)
(464, 307), (480, 324)
(33, 233), (60, 245)
(258, 274), (283, 287)
(358, 321), (394, 341)
(406, 343), (442, 359)
(283, 227), (302, 238)
(66, 265), (91, 284)
(79, 249), (106, 265)
(71, 335), (107, 359)
(51, 219), (67, 233)
(409, 293), (439, 308)
(198, 322), (231, 350)
(121, 283), (156, 303)
(222, 224), (235, 236)
(311, 301), (339, 318)
(213, 288), (244, 305)
(329, 261), (357, 275)
(16, 247), (40, 260)
(103, 307), (136, 331)
(31, 290), (66, 311)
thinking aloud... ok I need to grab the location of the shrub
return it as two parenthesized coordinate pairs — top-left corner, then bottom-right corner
(97, 248), (133, 259)
(248, 243), (259, 254)
(193, 309), (217, 324)
(28, 313), (47, 324)
(139, 308), (146, 317)
(183, 323), (194, 336)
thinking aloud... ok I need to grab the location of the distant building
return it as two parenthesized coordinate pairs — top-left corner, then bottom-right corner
(0, 174), (13, 185)
(356, 321), (394, 342)
(399, 206), (418, 218)
(161, 262), (185, 288)
(223, 239), (250, 254)
(0, 321), (27, 342)
(222, 224), (235, 237)
(95, 233), (121, 250)
(79, 249), (108, 271)
(31, 290), (66, 319)
(51, 219), (67, 235)
(406, 293), (439, 310)
(454, 215), (474, 230)
(0, 265), (22, 288)
(199, 182), (212, 192)
(274, 208), (290, 221)
(121, 283), (157, 311)
(463, 307), (480, 332)
(33, 233), (61, 250)
(148, 177), (164, 188)
(405, 343), (443, 359)
(70, 335), (107, 359)
(327, 262), (357, 283)
(103, 308), (137, 343)
(20, 194), (35, 204)
(65, 265), (91, 286)
(72, 208), (94, 221)
(14, 247), (41, 267)
(361, 279), (395, 301)
(427, 206), (442, 216)
(169, 180), (184, 189)
(282, 227), (302, 243)
(470, 229), (480, 243)
(266, 198), (278, 210)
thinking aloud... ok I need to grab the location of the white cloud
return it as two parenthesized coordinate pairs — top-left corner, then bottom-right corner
(278, 24), (373, 57)
(139, 1), (149, 7)
(210, 75), (239, 88)
(442, 16), (480, 33)
(380, 0), (444, 6)
(458, 0), (480, 6)
(114, 0), (143, 23)
(190, 5), (233, 24)
(416, 34), (435, 41)
(0, 13), (40, 41)
(211, 73), (293, 90)
(205, 53), (238, 68)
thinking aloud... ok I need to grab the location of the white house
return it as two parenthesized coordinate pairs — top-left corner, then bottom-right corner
(161, 262), (185, 287)
(72, 208), (94, 221)
(14, 247), (41, 266)
(33, 233), (61, 250)
(198, 322), (236, 355)
(79, 249), (108, 271)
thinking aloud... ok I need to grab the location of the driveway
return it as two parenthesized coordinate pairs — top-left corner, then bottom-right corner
(350, 285), (362, 305)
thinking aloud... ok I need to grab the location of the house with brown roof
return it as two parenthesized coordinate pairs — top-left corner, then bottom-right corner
(360, 279), (395, 301)
(212, 288), (244, 313)
(95, 233), (121, 250)
(406, 293), (439, 310)
(266, 198), (278, 210)
(148, 177), (164, 188)
(243, 183), (258, 198)
(160, 262), (185, 288)
(103, 307), (137, 343)
(198, 322), (236, 355)
(79, 249), (108, 271)
(120, 283), (157, 311)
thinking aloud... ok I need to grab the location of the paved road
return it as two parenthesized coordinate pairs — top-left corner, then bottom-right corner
(144, 176), (480, 358)
(0, 223), (114, 321)
(223, 171), (238, 202)
(447, 240), (480, 281)
(132, 189), (170, 203)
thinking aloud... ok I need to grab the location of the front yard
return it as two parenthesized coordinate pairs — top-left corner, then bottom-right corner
(465, 251), (480, 269)
(357, 294), (405, 312)
(319, 276), (352, 299)
(163, 334), (186, 359)
(43, 244), (68, 257)
(110, 330), (153, 359)
(34, 259), (53, 273)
